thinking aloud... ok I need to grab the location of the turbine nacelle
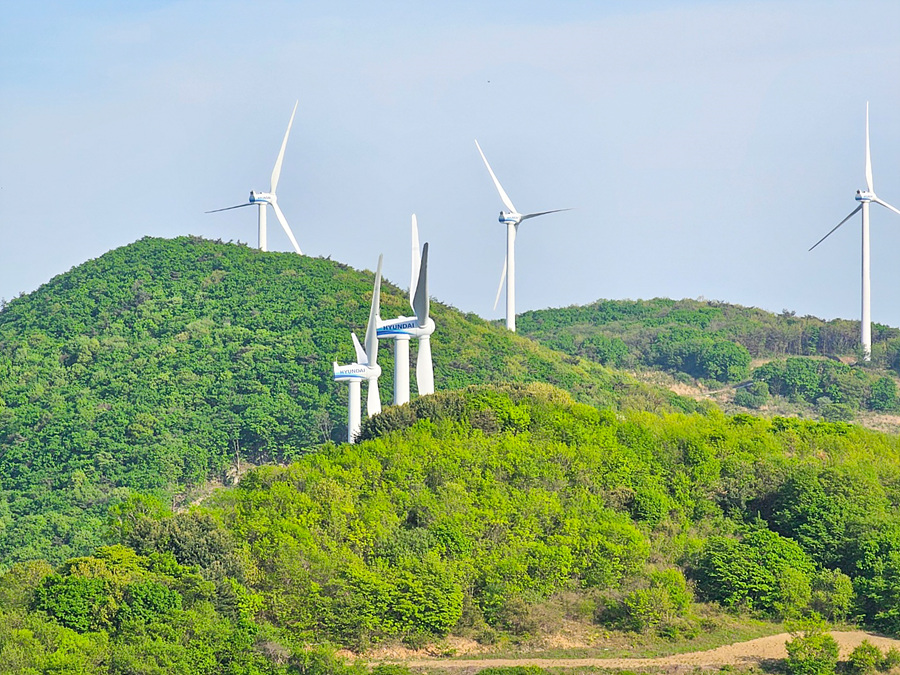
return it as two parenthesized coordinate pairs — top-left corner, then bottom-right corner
(333, 362), (381, 382)
(249, 191), (276, 205)
(376, 315), (435, 339)
(856, 189), (875, 203)
(499, 211), (522, 225)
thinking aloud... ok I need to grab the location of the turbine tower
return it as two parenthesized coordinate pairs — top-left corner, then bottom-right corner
(333, 255), (383, 443)
(377, 215), (435, 404)
(809, 103), (900, 361)
(475, 140), (569, 332)
(207, 101), (303, 254)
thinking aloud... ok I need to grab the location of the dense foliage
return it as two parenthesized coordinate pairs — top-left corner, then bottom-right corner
(518, 298), (900, 368)
(133, 387), (900, 643)
(0, 546), (291, 673)
(517, 298), (900, 416)
(0, 237), (699, 565)
(8, 240), (900, 671)
(4, 384), (900, 668)
(751, 358), (897, 418)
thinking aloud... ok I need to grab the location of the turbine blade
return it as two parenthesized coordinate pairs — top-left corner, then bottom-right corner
(874, 198), (900, 217)
(364, 255), (383, 366)
(413, 243), (429, 324)
(367, 377), (381, 416)
(205, 203), (253, 213)
(809, 205), (863, 251)
(519, 208), (573, 222)
(416, 337), (434, 396)
(410, 213), (420, 311)
(271, 202), (302, 254)
(866, 102), (874, 193)
(351, 332), (366, 365)
(493, 255), (507, 311)
(271, 100), (298, 194)
(474, 139), (517, 214)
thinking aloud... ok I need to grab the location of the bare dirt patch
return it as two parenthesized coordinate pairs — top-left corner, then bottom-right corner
(377, 631), (900, 672)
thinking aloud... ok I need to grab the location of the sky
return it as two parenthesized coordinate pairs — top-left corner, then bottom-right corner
(2, 1), (900, 327)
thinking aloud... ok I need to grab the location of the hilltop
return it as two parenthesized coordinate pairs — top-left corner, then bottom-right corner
(518, 298), (900, 424)
(0, 236), (699, 564)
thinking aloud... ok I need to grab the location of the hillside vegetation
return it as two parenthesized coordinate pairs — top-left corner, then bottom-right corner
(0, 237), (699, 565)
(5, 384), (900, 672)
(518, 299), (900, 419)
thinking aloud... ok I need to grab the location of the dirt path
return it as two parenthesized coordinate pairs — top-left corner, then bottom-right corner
(385, 631), (900, 672)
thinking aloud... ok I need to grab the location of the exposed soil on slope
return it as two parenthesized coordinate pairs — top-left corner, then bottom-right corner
(377, 631), (900, 672)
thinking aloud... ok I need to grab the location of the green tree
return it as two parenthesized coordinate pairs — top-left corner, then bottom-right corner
(869, 377), (898, 412)
(693, 527), (814, 617)
(698, 341), (751, 383)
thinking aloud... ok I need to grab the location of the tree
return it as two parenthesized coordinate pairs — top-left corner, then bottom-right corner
(693, 527), (814, 617)
(869, 377), (898, 412)
(698, 341), (751, 383)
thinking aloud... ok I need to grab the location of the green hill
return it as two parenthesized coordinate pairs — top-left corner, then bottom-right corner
(0, 236), (700, 565)
(5, 383), (900, 671)
(517, 298), (900, 419)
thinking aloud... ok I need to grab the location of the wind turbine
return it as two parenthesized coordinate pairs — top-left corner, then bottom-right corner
(809, 103), (900, 361)
(377, 215), (435, 404)
(206, 101), (303, 254)
(333, 255), (383, 443)
(475, 140), (569, 332)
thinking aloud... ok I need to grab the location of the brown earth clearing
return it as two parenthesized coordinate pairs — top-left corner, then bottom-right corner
(372, 631), (900, 673)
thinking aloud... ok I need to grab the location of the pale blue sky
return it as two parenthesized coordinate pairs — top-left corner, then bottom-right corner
(2, 1), (900, 326)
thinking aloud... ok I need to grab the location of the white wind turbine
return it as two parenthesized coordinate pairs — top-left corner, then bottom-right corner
(333, 255), (383, 443)
(377, 215), (435, 404)
(206, 101), (303, 254)
(809, 103), (900, 361)
(475, 140), (570, 332)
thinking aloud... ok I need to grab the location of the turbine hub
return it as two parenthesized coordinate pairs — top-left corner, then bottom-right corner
(499, 211), (521, 225)
(856, 190), (875, 203)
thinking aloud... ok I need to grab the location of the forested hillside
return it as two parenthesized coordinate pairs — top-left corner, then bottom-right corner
(518, 299), (900, 419)
(5, 383), (900, 672)
(0, 237), (699, 565)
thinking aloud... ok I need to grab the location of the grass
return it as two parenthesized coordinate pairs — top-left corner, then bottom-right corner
(449, 612), (780, 660)
(365, 603), (784, 663)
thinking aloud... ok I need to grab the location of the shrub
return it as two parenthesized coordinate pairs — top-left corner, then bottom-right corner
(289, 648), (367, 675)
(784, 616), (839, 675)
(818, 398), (854, 422)
(848, 640), (883, 675)
(869, 377), (898, 412)
(810, 569), (854, 622)
(879, 648), (900, 672)
(734, 381), (769, 409)
(599, 568), (694, 637)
